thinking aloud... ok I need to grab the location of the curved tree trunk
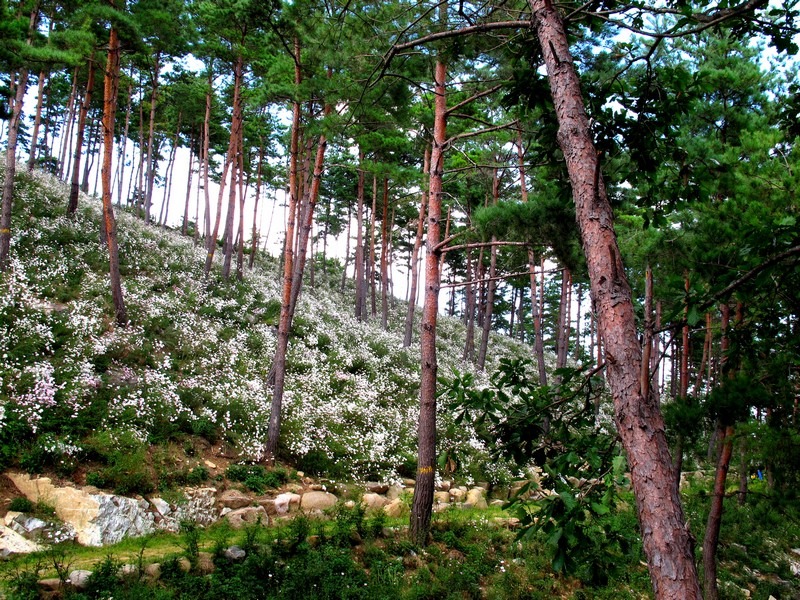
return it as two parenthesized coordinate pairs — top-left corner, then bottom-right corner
(530, 1), (702, 597)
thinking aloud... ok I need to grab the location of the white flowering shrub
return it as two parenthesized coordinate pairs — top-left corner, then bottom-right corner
(0, 167), (544, 484)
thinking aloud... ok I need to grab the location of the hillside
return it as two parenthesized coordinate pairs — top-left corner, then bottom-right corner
(0, 166), (538, 491)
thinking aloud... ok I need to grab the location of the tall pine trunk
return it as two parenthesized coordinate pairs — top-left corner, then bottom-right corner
(410, 57), (446, 546)
(101, 19), (127, 326)
(144, 54), (162, 223)
(355, 150), (367, 320)
(0, 68), (30, 270)
(222, 54), (244, 280)
(27, 68), (47, 171)
(530, 1), (702, 596)
(265, 39), (302, 463)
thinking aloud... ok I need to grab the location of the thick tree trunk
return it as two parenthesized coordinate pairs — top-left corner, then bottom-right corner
(410, 58), (446, 546)
(68, 59), (95, 216)
(265, 39), (302, 464)
(0, 68), (30, 271)
(101, 22), (127, 326)
(530, 1), (702, 597)
(404, 148), (429, 347)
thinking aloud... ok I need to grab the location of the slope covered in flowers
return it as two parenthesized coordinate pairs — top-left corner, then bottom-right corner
(0, 168), (538, 485)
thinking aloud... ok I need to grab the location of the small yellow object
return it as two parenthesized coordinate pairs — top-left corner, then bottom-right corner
(418, 465), (434, 474)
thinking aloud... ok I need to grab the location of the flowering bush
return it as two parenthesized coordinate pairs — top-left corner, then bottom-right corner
(0, 167), (543, 484)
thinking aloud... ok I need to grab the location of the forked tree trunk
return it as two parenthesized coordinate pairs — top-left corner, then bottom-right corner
(410, 57), (446, 546)
(530, 1), (702, 596)
(68, 58), (95, 216)
(404, 147), (430, 347)
(101, 20), (127, 326)
(265, 38), (302, 464)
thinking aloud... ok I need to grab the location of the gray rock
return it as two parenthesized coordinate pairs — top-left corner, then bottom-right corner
(68, 570), (93, 590)
(0, 524), (43, 557)
(225, 506), (268, 529)
(386, 485), (405, 500)
(224, 545), (246, 561)
(466, 488), (488, 510)
(362, 493), (389, 510)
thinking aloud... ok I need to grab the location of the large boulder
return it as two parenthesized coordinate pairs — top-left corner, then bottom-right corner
(274, 492), (301, 515)
(225, 506), (269, 529)
(0, 524), (43, 557)
(300, 491), (338, 512)
(465, 488), (488, 510)
(383, 498), (406, 518)
(5, 511), (76, 544)
(361, 493), (389, 511)
(218, 489), (252, 510)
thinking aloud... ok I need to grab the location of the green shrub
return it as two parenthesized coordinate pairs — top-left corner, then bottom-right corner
(8, 497), (34, 513)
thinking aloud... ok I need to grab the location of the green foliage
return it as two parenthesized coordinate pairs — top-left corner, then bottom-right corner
(225, 464), (291, 493)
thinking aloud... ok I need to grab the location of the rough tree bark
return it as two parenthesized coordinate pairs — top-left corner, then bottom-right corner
(265, 38), (302, 463)
(0, 68), (30, 271)
(101, 18), (127, 326)
(410, 57), (446, 545)
(529, 1), (702, 596)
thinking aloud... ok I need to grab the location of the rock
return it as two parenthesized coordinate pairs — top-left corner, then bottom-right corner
(300, 491), (338, 512)
(119, 564), (138, 578)
(509, 480), (531, 499)
(225, 506), (269, 529)
(466, 488), (488, 510)
(38, 578), (63, 592)
(384, 499), (406, 518)
(433, 491), (450, 505)
(150, 497), (172, 517)
(437, 480), (452, 492)
(402, 478), (416, 487)
(178, 558), (192, 572)
(8, 473), (156, 546)
(197, 552), (215, 574)
(285, 483), (304, 494)
(450, 488), (467, 503)
(490, 486), (510, 500)
(68, 570), (93, 590)
(218, 489), (252, 510)
(492, 517), (520, 529)
(256, 497), (278, 515)
(144, 563), (162, 580)
(274, 493), (301, 515)
(366, 482), (389, 494)
(309, 484), (326, 491)
(224, 546), (246, 561)
(386, 485), (405, 500)
(489, 499), (505, 508)
(0, 525), (44, 557)
(476, 482), (490, 491)
(5, 512), (76, 544)
(204, 460), (217, 469)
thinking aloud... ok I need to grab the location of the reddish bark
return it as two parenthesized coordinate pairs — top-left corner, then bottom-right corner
(355, 149), (367, 320)
(1, 68), (29, 271)
(101, 22), (127, 326)
(530, 1), (702, 596)
(380, 178), (390, 330)
(27, 69), (47, 172)
(410, 58), (446, 545)
(265, 39), (302, 463)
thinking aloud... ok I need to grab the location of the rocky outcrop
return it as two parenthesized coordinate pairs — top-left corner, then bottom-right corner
(5, 472), (516, 554)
